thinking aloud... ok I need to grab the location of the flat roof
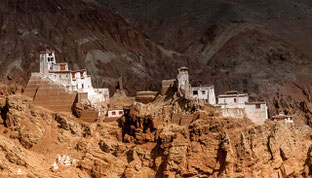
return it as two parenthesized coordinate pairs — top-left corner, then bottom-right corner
(54, 62), (68, 65)
(218, 93), (248, 98)
(245, 101), (266, 105)
(49, 71), (71, 73)
(71, 69), (87, 73)
(108, 108), (124, 111)
(192, 86), (214, 89)
(272, 114), (295, 119)
(225, 90), (239, 94)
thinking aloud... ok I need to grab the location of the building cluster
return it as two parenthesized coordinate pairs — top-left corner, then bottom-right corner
(24, 50), (284, 124)
(39, 50), (109, 110)
(162, 67), (269, 124)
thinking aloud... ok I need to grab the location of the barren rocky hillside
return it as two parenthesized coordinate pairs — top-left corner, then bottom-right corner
(1, 94), (312, 177)
(2, 1), (312, 177)
(100, 0), (312, 121)
(0, 0), (196, 94)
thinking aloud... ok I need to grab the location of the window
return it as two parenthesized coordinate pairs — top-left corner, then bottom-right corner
(256, 104), (261, 109)
(112, 111), (116, 115)
(49, 53), (52, 56)
(193, 90), (198, 95)
(82, 84), (84, 88)
(72, 73), (75, 79)
(234, 98), (237, 102)
(60, 64), (66, 71)
(202, 91), (206, 95)
(119, 111), (123, 115)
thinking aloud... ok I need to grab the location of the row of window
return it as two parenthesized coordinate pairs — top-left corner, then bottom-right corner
(47, 57), (54, 62)
(220, 98), (262, 109)
(111, 111), (123, 115)
(193, 90), (206, 95)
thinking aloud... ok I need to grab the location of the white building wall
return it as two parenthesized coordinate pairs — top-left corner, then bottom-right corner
(244, 103), (268, 124)
(218, 95), (249, 109)
(208, 87), (216, 105)
(192, 88), (208, 100)
(48, 73), (72, 86)
(108, 110), (124, 118)
(52, 63), (69, 71)
(40, 52), (56, 76)
(192, 87), (216, 105)
(222, 108), (245, 119)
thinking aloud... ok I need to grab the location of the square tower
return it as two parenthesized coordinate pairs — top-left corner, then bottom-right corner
(177, 67), (191, 99)
(40, 50), (56, 76)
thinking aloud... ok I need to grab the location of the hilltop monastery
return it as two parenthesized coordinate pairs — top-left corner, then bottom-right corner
(162, 67), (268, 124)
(24, 50), (109, 119)
(24, 50), (268, 124)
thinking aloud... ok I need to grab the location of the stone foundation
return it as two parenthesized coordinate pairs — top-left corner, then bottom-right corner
(24, 74), (77, 113)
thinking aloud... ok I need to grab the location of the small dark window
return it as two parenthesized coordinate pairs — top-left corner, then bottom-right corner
(112, 111), (116, 115)
(193, 91), (198, 95)
(256, 104), (261, 109)
(119, 111), (123, 115)
(234, 98), (237, 102)
(49, 53), (52, 56)
(202, 91), (205, 95)
(82, 84), (84, 88)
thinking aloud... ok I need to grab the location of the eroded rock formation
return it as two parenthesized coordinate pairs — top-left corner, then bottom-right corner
(0, 94), (311, 177)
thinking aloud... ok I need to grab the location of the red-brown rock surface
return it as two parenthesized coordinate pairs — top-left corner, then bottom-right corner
(0, 94), (312, 177)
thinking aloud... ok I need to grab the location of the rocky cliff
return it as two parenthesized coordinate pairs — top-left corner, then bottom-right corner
(0, 94), (312, 177)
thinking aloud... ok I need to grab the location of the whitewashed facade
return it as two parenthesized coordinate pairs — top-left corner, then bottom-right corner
(176, 67), (216, 105)
(217, 91), (268, 124)
(218, 91), (249, 109)
(39, 50), (109, 109)
(192, 86), (216, 105)
(107, 109), (124, 118)
(244, 102), (268, 124)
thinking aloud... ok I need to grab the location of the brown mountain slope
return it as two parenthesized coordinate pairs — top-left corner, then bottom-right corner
(100, 0), (312, 120)
(101, 0), (312, 57)
(0, 0), (196, 94)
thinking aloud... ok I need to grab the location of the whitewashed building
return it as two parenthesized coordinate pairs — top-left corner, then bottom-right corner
(176, 67), (216, 105)
(107, 109), (124, 118)
(192, 86), (216, 105)
(217, 91), (268, 124)
(245, 102), (268, 124)
(218, 91), (249, 109)
(39, 49), (109, 109)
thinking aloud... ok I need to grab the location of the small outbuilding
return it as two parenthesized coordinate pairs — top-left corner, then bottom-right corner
(107, 109), (124, 118)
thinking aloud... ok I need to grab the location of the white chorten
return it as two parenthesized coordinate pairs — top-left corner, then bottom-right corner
(60, 155), (66, 165)
(51, 162), (59, 172)
(57, 154), (62, 163)
(64, 156), (71, 166)
(17, 168), (22, 175)
(72, 159), (77, 166)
